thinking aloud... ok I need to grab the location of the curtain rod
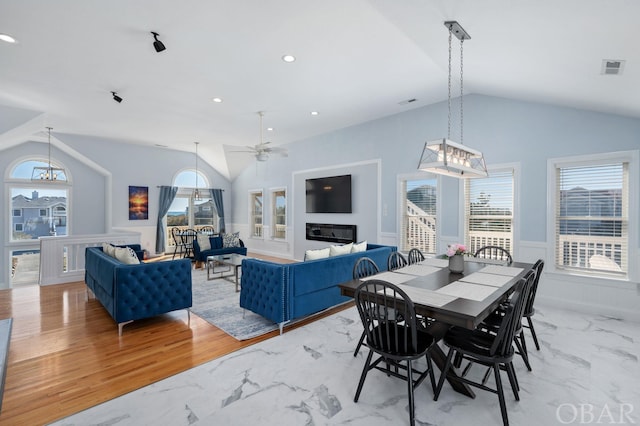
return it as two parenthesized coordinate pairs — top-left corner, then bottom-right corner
(156, 186), (224, 191)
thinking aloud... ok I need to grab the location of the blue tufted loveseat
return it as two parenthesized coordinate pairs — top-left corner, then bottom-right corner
(85, 246), (192, 335)
(240, 244), (396, 333)
(193, 235), (247, 266)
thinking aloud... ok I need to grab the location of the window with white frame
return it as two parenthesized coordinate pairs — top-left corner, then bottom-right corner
(465, 169), (514, 256)
(400, 177), (437, 254)
(551, 155), (632, 277)
(9, 187), (68, 241)
(249, 190), (263, 238)
(165, 170), (218, 248)
(271, 188), (286, 239)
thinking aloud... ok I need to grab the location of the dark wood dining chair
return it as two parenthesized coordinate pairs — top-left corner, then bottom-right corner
(180, 229), (198, 259)
(352, 257), (380, 357)
(171, 227), (184, 259)
(522, 259), (544, 350)
(387, 251), (408, 271)
(434, 270), (536, 426)
(474, 245), (513, 265)
(407, 248), (426, 265)
(354, 279), (437, 426)
(199, 226), (215, 236)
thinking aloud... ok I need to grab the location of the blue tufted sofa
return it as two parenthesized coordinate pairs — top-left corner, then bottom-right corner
(193, 235), (247, 266)
(85, 246), (192, 335)
(240, 244), (396, 333)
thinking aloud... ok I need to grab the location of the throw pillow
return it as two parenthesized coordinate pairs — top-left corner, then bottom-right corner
(304, 247), (331, 261)
(102, 242), (116, 258)
(351, 240), (367, 253)
(329, 243), (353, 257)
(222, 232), (241, 248)
(114, 246), (140, 265)
(196, 233), (211, 251)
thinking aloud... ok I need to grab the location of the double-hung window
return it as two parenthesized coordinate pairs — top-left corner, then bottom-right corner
(400, 176), (437, 254)
(551, 154), (633, 277)
(464, 168), (515, 256)
(249, 190), (263, 238)
(271, 188), (286, 239)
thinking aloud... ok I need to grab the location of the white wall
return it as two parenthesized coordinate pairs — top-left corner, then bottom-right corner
(230, 94), (640, 320)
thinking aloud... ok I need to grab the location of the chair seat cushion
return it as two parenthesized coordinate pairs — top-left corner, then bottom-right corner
(367, 324), (434, 356)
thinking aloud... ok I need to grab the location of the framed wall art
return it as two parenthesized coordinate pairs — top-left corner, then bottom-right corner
(128, 186), (149, 220)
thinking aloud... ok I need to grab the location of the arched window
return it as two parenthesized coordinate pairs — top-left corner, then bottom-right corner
(9, 160), (70, 241)
(165, 169), (218, 250)
(8, 159), (70, 287)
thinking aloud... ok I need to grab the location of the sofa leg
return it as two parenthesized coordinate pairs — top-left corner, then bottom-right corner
(187, 310), (191, 327)
(118, 320), (133, 336)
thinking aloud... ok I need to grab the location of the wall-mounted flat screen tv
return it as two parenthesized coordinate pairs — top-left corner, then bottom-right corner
(306, 174), (352, 213)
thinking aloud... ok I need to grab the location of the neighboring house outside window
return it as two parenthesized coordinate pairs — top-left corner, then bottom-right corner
(548, 151), (637, 278)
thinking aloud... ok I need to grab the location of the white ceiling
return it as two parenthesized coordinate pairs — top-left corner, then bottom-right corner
(1, 0), (638, 179)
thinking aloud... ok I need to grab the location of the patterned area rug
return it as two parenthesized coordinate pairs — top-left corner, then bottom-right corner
(190, 269), (278, 340)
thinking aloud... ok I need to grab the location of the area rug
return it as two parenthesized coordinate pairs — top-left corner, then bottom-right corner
(189, 269), (279, 340)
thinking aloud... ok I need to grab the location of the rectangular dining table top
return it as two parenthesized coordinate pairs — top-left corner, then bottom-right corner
(339, 257), (532, 330)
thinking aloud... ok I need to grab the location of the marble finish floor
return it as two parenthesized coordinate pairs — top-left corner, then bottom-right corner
(53, 305), (639, 426)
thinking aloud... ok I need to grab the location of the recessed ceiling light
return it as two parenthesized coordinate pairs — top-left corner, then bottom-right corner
(310, 111), (319, 116)
(282, 54), (296, 63)
(0, 33), (16, 43)
(212, 97), (223, 103)
(267, 127), (274, 132)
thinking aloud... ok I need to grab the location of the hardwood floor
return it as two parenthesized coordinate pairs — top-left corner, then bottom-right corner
(0, 253), (351, 425)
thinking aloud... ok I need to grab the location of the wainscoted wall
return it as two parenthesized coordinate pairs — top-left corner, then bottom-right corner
(366, 235), (640, 322)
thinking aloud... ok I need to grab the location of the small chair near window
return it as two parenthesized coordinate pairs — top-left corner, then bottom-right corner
(474, 245), (513, 265)
(407, 248), (425, 265)
(354, 279), (437, 426)
(171, 227), (184, 260)
(199, 226), (215, 236)
(387, 251), (408, 271)
(180, 229), (198, 259)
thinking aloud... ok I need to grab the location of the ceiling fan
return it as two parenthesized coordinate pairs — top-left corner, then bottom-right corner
(231, 112), (288, 162)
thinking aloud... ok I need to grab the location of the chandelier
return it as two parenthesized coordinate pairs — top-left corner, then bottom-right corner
(32, 127), (67, 182)
(418, 21), (487, 178)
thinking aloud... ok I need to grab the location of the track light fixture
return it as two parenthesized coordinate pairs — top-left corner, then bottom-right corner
(111, 91), (123, 103)
(151, 31), (166, 52)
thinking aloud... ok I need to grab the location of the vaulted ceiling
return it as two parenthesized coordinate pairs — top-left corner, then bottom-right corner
(1, 1), (638, 179)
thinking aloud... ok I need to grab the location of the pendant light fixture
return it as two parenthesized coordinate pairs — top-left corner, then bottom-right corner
(32, 127), (67, 182)
(193, 142), (202, 201)
(418, 21), (488, 178)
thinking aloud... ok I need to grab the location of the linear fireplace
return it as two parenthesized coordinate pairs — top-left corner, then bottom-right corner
(306, 223), (357, 244)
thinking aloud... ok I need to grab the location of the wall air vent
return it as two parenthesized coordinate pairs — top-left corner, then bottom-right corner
(601, 59), (625, 75)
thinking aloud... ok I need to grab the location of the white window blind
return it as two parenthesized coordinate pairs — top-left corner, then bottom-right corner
(555, 162), (628, 275)
(401, 178), (437, 254)
(465, 170), (514, 256)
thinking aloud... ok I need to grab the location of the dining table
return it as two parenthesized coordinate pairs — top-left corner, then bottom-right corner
(338, 256), (533, 398)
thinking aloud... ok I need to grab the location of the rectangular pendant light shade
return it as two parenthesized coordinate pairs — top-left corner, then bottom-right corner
(418, 138), (488, 178)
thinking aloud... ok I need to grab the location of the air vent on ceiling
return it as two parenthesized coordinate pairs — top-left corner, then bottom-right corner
(601, 59), (625, 75)
(398, 98), (417, 105)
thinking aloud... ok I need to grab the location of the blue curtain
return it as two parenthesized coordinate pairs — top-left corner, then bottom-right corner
(210, 188), (225, 233)
(155, 186), (178, 253)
